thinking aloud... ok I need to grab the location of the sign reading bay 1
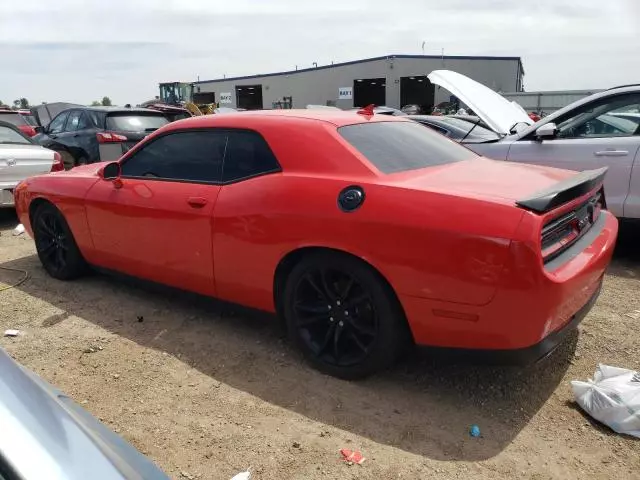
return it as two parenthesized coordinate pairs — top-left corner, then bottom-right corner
(338, 87), (353, 100)
(220, 93), (233, 104)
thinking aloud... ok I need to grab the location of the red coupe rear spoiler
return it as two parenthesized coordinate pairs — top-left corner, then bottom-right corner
(516, 167), (608, 214)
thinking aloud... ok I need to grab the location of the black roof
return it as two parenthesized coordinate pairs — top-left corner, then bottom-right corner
(194, 54), (524, 85)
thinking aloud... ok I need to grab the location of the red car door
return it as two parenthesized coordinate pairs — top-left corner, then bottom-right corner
(84, 130), (227, 296)
(211, 129), (283, 310)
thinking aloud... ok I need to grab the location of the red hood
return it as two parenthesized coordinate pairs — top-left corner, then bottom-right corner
(388, 158), (576, 205)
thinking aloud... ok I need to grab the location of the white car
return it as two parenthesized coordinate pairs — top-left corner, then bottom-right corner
(0, 120), (62, 208)
(428, 70), (640, 219)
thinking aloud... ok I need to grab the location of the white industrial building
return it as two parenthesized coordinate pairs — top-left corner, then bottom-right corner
(192, 54), (525, 111)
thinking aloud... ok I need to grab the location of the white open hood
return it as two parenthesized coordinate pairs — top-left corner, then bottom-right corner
(428, 70), (532, 135)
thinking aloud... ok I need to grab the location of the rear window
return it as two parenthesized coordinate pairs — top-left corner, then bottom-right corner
(106, 114), (168, 132)
(0, 112), (26, 126)
(0, 125), (30, 144)
(339, 121), (475, 174)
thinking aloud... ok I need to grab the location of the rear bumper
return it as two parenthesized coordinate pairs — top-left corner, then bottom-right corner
(400, 211), (618, 354)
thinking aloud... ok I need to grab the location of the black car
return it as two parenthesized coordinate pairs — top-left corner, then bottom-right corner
(33, 107), (170, 169)
(409, 115), (500, 144)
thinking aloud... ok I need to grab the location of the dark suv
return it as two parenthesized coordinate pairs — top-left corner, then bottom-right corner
(33, 107), (169, 169)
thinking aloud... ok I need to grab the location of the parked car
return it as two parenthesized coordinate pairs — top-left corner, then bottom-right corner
(0, 108), (37, 137)
(15, 110), (617, 379)
(0, 346), (169, 479)
(410, 115), (501, 143)
(33, 107), (170, 170)
(428, 70), (640, 219)
(0, 120), (63, 208)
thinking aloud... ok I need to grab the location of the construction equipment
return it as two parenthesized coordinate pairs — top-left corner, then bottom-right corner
(158, 82), (215, 115)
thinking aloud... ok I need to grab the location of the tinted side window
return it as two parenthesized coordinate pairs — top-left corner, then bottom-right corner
(48, 112), (69, 134)
(65, 111), (82, 131)
(339, 121), (474, 174)
(87, 111), (103, 129)
(556, 94), (640, 139)
(77, 112), (91, 130)
(222, 130), (280, 182)
(121, 131), (226, 183)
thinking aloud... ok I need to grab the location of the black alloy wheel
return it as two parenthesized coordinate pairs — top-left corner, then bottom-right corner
(293, 268), (378, 367)
(33, 204), (86, 280)
(284, 252), (406, 379)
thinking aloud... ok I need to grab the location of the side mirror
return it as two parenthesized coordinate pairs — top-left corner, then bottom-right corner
(100, 162), (122, 188)
(536, 122), (557, 140)
(34, 126), (44, 134)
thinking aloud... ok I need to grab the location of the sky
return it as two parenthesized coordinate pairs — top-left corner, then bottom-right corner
(1, 0), (638, 106)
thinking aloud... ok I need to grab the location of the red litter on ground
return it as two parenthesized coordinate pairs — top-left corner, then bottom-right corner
(340, 449), (366, 465)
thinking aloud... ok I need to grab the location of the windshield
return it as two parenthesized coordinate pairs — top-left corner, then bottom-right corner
(106, 114), (169, 132)
(339, 121), (476, 174)
(0, 112), (27, 126)
(0, 125), (30, 144)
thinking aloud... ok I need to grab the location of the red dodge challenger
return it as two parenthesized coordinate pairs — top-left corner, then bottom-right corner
(14, 109), (618, 378)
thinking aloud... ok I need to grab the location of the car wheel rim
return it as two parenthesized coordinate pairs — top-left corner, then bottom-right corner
(35, 213), (68, 274)
(293, 267), (378, 367)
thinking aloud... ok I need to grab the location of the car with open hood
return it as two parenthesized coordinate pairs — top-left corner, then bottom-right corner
(428, 70), (640, 219)
(15, 109), (617, 378)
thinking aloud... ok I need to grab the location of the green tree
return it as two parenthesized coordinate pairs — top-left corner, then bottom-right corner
(101, 96), (112, 106)
(90, 100), (101, 106)
(12, 98), (29, 109)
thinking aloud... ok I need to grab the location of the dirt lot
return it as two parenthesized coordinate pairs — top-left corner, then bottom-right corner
(1, 209), (639, 480)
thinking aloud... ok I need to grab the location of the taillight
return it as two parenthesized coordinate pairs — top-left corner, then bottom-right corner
(50, 151), (64, 172)
(19, 125), (37, 137)
(541, 190), (603, 263)
(96, 132), (128, 143)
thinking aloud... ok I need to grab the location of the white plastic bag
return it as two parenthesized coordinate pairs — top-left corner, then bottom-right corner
(230, 470), (251, 480)
(571, 364), (640, 438)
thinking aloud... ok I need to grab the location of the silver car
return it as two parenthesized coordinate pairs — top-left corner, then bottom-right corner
(0, 120), (61, 208)
(428, 70), (640, 219)
(0, 346), (169, 479)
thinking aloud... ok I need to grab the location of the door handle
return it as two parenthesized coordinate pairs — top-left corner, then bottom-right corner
(187, 197), (208, 208)
(594, 149), (628, 157)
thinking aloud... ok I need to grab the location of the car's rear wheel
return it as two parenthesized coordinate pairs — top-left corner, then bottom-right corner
(33, 203), (87, 280)
(283, 252), (406, 379)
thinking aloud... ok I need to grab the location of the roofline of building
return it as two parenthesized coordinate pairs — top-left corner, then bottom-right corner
(194, 54), (523, 85)
(503, 89), (603, 95)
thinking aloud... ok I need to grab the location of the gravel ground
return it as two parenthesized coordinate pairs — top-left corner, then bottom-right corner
(1, 209), (639, 480)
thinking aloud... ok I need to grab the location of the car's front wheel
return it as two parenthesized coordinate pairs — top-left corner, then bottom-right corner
(284, 252), (407, 379)
(33, 203), (87, 280)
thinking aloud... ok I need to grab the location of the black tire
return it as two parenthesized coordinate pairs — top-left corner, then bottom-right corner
(76, 156), (88, 166)
(283, 252), (406, 379)
(32, 203), (87, 280)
